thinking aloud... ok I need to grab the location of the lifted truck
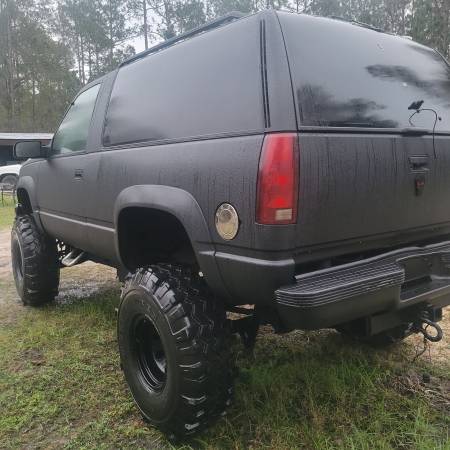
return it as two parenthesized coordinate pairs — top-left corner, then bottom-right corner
(11, 10), (450, 437)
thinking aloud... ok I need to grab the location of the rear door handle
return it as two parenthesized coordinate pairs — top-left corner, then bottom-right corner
(74, 169), (84, 179)
(409, 156), (429, 172)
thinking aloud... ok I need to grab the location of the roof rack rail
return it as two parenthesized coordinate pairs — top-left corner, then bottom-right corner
(121, 11), (245, 67)
(329, 15), (386, 33)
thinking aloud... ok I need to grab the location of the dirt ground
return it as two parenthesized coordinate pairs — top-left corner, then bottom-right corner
(0, 228), (449, 362)
(0, 229), (118, 322)
(0, 226), (449, 449)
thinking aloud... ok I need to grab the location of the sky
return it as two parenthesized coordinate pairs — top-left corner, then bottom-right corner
(126, 12), (163, 55)
(129, 35), (147, 54)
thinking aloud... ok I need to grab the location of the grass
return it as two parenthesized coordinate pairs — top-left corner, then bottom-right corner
(0, 195), (15, 229)
(0, 285), (449, 449)
(0, 198), (448, 447)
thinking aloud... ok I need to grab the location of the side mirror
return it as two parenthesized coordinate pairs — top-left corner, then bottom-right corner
(14, 141), (46, 160)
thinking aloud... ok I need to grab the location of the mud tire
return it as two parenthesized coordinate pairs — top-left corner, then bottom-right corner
(118, 264), (233, 438)
(11, 214), (59, 306)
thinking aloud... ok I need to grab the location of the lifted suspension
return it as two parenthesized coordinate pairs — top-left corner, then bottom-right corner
(228, 306), (287, 349)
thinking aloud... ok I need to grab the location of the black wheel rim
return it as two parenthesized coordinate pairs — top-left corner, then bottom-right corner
(12, 236), (24, 284)
(133, 316), (167, 392)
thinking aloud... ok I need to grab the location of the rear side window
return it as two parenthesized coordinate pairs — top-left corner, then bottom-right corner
(52, 84), (101, 154)
(103, 16), (263, 146)
(278, 13), (450, 133)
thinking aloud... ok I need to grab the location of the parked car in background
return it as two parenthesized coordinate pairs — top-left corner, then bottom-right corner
(0, 164), (21, 189)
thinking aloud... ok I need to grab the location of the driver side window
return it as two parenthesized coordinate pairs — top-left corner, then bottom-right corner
(52, 84), (101, 155)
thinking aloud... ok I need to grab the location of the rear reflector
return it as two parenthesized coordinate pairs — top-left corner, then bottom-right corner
(256, 133), (299, 224)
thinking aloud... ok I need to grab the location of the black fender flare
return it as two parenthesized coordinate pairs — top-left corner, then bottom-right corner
(15, 175), (45, 232)
(113, 185), (230, 300)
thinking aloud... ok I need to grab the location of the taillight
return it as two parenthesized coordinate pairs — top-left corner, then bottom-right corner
(256, 133), (299, 224)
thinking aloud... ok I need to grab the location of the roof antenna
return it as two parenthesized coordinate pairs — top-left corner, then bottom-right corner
(408, 100), (441, 159)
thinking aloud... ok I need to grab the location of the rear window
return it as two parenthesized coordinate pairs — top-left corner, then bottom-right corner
(278, 13), (450, 132)
(103, 16), (263, 146)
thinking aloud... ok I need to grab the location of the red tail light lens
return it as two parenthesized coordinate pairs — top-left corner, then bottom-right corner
(256, 133), (299, 224)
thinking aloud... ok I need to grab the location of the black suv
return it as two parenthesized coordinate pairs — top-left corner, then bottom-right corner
(11, 10), (450, 437)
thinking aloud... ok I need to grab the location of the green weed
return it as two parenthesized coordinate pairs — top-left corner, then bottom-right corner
(0, 198), (15, 230)
(0, 289), (448, 449)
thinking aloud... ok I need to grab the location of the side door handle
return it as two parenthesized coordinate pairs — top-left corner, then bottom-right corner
(409, 155), (429, 172)
(74, 169), (84, 179)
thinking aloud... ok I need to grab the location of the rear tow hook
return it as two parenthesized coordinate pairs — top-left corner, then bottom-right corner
(413, 317), (443, 343)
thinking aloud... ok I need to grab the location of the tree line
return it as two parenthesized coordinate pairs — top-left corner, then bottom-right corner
(1, 0), (449, 132)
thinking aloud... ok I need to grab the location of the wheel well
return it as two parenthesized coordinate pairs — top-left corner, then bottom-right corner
(117, 207), (197, 270)
(16, 188), (32, 214)
(0, 172), (17, 179)
(0, 173), (18, 184)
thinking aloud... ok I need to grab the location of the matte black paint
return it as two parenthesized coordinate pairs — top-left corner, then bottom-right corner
(14, 141), (45, 159)
(16, 10), (450, 326)
(276, 241), (450, 330)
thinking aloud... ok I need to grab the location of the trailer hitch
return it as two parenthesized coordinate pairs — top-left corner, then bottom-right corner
(412, 305), (443, 343)
(413, 317), (443, 343)
(411, 311), (444, 362)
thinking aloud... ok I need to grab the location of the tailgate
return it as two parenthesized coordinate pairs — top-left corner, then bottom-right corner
(276, 13), (450, 251)
(296, 132), (450, 247)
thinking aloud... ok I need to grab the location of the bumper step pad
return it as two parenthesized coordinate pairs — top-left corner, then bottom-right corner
(275, 241), (450, 330)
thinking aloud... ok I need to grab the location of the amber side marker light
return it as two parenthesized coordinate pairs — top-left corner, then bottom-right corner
(256, 133), (299, 225)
